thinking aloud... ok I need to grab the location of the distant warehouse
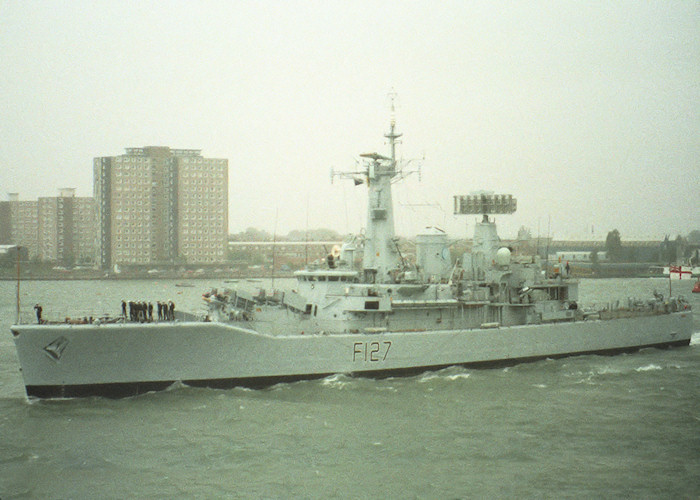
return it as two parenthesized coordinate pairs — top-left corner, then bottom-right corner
(555, 251), (608, 263)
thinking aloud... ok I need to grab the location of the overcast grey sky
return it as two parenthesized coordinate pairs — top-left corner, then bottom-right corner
(1, 1), (698, 241)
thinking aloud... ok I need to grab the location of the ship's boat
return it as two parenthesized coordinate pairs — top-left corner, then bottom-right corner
(10, 107), (694, 399)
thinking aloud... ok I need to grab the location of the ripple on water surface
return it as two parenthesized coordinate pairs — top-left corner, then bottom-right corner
(0, 278), (699, 498)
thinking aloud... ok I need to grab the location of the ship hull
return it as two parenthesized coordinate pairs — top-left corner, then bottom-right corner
(11, 312), (694, 399)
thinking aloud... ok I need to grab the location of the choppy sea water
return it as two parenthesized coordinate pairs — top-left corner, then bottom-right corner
(1, 278), (698, 499)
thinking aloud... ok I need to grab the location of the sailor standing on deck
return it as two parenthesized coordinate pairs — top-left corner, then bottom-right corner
(121, 300), (127, 319)
(34, 304), (43, 324)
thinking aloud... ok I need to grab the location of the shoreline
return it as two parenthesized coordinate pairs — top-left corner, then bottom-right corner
(0, 273), (680, 281)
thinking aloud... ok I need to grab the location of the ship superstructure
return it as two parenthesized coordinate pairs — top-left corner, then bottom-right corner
(207, 120), (578, 335)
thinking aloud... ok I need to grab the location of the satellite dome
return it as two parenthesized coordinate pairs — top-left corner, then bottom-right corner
(495, 247), (511, 267)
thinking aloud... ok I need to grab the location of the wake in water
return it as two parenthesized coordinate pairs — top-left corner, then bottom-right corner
(561, 354), (689, 385)
(634, 364), (663, 372)
(320, 373), (352, 389)
(418, 368), (472, 383)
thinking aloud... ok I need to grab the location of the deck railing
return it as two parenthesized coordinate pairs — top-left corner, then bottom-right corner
(15, 308), (206, 325)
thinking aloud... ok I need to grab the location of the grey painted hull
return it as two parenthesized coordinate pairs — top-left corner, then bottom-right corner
(11, 311), (694, 398)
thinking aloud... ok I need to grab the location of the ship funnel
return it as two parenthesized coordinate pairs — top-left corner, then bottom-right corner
(416, 227), (451, 282)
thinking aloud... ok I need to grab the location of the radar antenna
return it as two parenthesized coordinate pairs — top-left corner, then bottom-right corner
(331, 90), (421, 186)
(453, 191), (517, 222)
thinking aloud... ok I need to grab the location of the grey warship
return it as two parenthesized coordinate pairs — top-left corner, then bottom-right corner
(10, 111), (694, 399)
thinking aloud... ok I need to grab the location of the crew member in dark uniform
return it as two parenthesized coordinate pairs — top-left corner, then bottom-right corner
(168, 301), (175, 321)
(121, 300), (127, 319)
(34, 304), (43, 324)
